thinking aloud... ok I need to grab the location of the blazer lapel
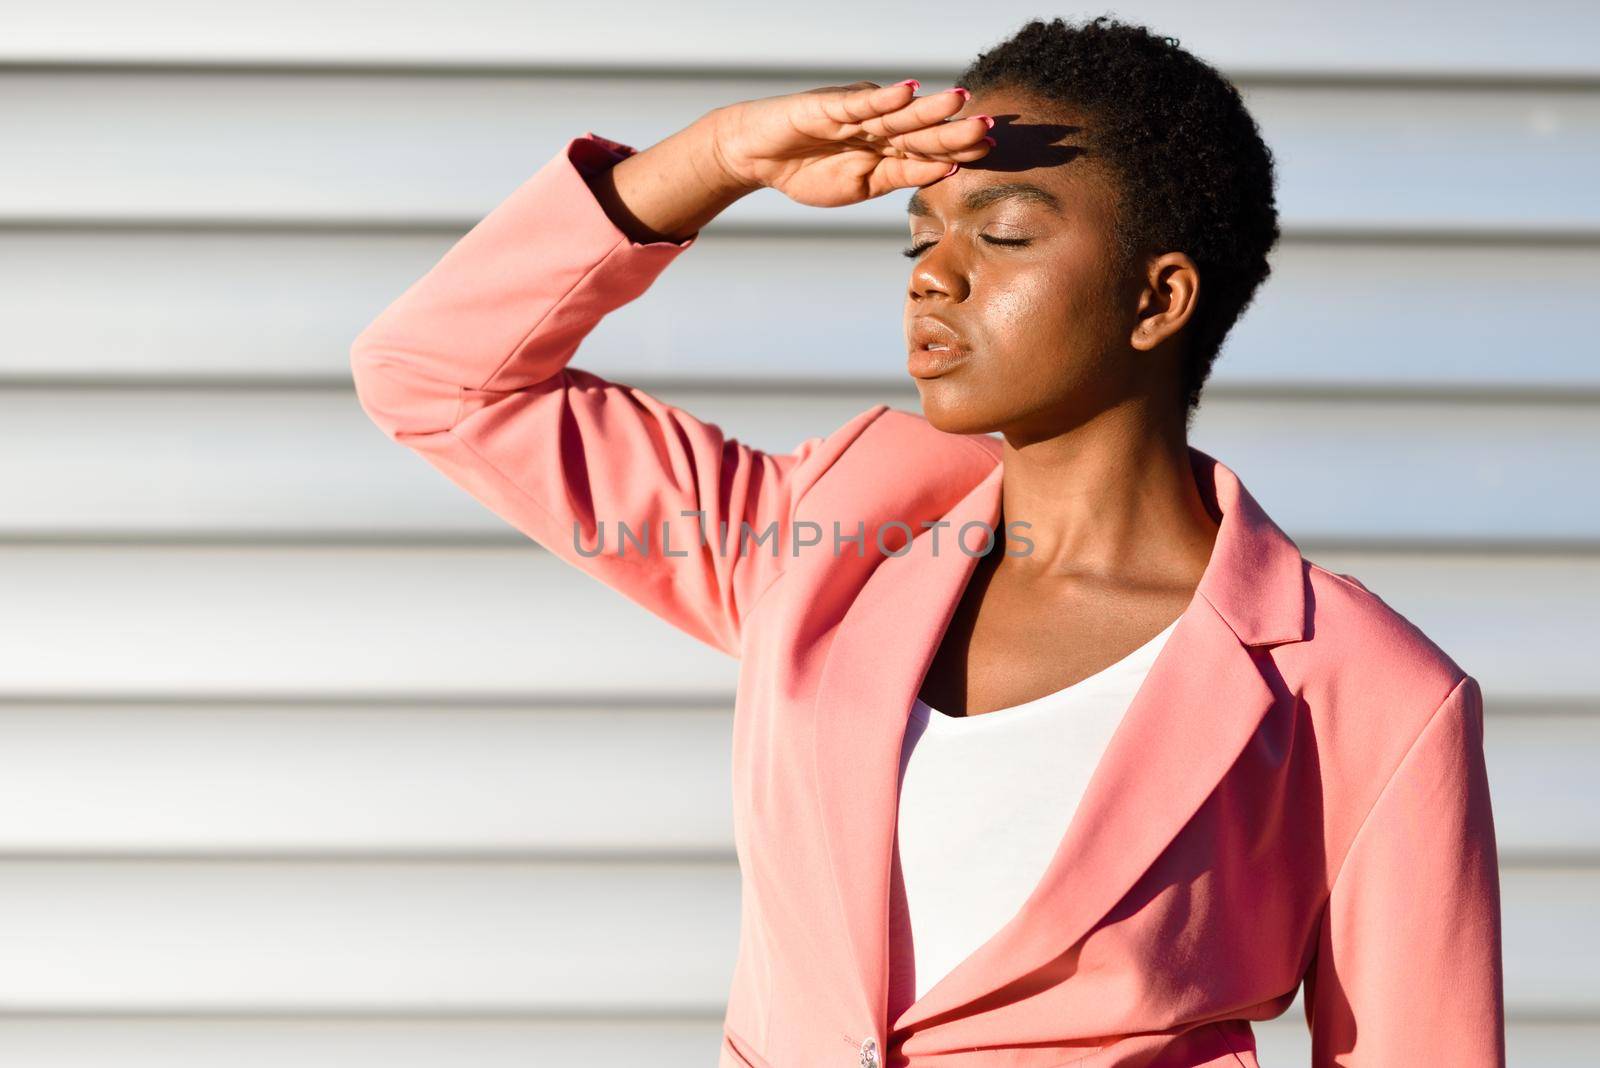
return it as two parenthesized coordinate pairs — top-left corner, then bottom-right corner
(811, 461), (1005, 1036)
(810, 445), (1310, 1039)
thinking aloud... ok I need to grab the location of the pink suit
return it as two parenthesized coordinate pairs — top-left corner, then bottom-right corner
(349, 131), (1505, 1067)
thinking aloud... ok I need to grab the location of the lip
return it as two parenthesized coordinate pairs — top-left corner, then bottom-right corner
(907, 315), (969, 379)
(907, 345), (969, 379)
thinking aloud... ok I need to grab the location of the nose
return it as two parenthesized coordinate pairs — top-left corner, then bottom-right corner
(907, 247), (966, 304)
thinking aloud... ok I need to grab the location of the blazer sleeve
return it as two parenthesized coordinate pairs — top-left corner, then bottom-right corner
(349, 130), (867, 658)
(1303, 673), (1506, 1066)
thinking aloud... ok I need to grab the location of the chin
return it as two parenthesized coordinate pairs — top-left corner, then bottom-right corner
(911, 379), (1005, 437)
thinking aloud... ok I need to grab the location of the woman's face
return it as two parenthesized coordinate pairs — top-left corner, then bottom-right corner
(902, 87), (1159, 441)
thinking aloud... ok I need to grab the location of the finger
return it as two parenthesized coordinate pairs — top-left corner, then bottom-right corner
(821, 80), (923, 129)
(856, 87), (970, 140)
(884, 116), (993, 160)
(870, 155), (966, 197)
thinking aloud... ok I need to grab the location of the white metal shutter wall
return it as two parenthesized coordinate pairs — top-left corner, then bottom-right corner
(1, 2), (1596, 1063)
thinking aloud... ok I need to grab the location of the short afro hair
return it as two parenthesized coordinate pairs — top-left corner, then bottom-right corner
(957, 15), (1281, 415)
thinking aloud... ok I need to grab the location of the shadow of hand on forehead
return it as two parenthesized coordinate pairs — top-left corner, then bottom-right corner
(968, 117), (1090, 173)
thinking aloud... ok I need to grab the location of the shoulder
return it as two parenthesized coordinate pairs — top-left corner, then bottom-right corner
(1304, 559), (1465, 681)
(798, 403), (1000, 503)
(1290, 557), (1477, 752)
(1293, 561), (1490, 885)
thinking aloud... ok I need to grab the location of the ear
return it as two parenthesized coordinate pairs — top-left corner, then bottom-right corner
(1130, 252), (1199, 352)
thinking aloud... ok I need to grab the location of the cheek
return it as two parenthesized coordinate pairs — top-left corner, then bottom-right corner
(983, 262), (1117, 381)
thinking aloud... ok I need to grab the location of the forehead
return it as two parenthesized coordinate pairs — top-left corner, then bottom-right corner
(904, 180), (1067, 220)
(905, 89), (1114, 220)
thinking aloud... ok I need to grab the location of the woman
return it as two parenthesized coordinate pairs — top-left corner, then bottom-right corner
(349, 16), (1503, 1068)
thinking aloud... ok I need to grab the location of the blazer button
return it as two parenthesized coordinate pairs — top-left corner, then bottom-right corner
(858, 1036), (879, 1068)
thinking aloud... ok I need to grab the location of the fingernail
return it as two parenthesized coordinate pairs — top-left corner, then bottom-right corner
(948, 87), (971, 100)
(982, 135), (996, 147)
(944, 162), (960, 177)
(894, 79), (920, 90)
(975, 114), (995, 129)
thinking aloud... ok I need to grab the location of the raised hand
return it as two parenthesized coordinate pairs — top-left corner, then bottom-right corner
(707, 81), (994, 207)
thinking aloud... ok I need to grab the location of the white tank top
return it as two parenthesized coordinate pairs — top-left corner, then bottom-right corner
(887, 615), (1181, 1016)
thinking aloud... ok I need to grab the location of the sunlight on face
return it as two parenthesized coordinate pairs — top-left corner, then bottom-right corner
(901, 88), (1147, 441)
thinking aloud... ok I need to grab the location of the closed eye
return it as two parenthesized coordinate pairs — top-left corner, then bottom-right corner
(901, 236), (1033, 258)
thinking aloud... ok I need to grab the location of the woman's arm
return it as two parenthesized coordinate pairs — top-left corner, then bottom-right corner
(583, 108), (757, 245)
(350, 122), (823, 657)
(1302, 673), (1506, 1065)
(349, 85), (993, 656)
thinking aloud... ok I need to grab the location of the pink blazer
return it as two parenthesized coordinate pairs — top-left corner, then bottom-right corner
(350, 132), (1505, 1068)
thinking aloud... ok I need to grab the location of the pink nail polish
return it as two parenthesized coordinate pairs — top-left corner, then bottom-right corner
(894, 79), (920, 90)
(975, 114), (995, 129)
(982, 135), (996, 148)
(949, 87), (971, 101)
(944, 162), (960, 177)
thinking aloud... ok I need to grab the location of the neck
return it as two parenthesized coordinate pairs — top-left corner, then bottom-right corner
(992, 398), (1218, 588)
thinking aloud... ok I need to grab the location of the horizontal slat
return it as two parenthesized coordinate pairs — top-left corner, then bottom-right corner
(0, 545), (1590, 700)
(0, 861), (1587, 1015)
(0, 704), (737, 855)
(3, 388), (1597, 544)
(1190, 395), (1600, 544)
(0, 860), (738, 1011)
(4, 71), (1597, 231)
(1252, 1012), (1598, 1067)
(0, 1019), (725, 1068)
(0, 545), (738, 697)
(2, 229), (1596, 392)
(0, 703), (1588, 861)
(5, 0), (1598, 77)
(1489, 713), (1600, 859)
(0, 1017), (1592, 1068)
